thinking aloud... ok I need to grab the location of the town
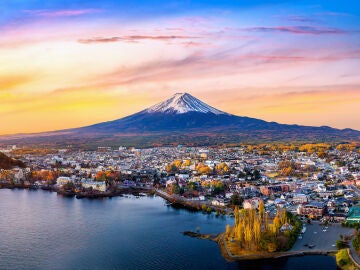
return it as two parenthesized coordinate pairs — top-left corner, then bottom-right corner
(1, 143), (360, 223)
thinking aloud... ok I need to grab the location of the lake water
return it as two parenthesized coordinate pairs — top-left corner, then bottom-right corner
(0, 189), (337, 269)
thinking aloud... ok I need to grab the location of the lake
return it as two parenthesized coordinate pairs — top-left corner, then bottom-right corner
(0, 189), (337, 269)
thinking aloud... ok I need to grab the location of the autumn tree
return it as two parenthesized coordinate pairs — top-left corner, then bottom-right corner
(196, 163), (212, 174)
(165, 164), (179, 173)
(183, 160), (191, 167)
(168, 183), (180, 195)
(259, 200), (265, 224)
(225, 224), (232, 240)
(215, 163), (230, 174)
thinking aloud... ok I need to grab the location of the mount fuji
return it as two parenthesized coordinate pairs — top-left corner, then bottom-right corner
(74, 92), (268, 133)
(1, 92), (359, 147)
(145, 92), (226, 115)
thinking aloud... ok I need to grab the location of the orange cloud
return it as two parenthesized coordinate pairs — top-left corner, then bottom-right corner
(0, 74), (35, 91)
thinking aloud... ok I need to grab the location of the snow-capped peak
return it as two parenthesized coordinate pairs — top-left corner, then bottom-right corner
(145, 92), (226, 115)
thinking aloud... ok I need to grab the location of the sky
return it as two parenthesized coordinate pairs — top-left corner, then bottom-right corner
(0, 0), (360, 134)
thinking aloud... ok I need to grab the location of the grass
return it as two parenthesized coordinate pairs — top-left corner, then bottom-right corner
(336, 249), (357, 270)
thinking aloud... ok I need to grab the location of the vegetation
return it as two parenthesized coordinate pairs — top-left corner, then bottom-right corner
(167, 182), (182, 195)
(337, 240), (349, 250)
(215, 163), (230, 174)
(195, 163), (212, 175)
(224, 207), (301, 253)
(353, 234), (360, 251)
(63, 181), (75, 191)
(201, 180), (224, 195)
(336, 249), (356, 270)
(352, 229), (360, 255)
(229, 194), (243, 206)
(0, 152), (25, 169)
(165, 160), (183, 173)
(30, 170), (59, 185)
(94, 171), (120, 182)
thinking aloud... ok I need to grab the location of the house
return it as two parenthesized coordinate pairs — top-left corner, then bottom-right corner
(176, 174), (189, 180)
(166, 178), (176, 187)
(122, 180), (136, 187)
(56, 176), (72, 186)
(260, 184), (290, 196)
(81, 179), (106, 192)
(274, 198), (287, 208)
(293, 193), (308, 204)
(14, 169), (25, 183)
(212, 198), (228, 207)
(243, 197), (263, 209)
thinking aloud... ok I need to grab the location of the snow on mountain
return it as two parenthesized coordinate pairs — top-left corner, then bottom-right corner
(145, 92), (226, 115)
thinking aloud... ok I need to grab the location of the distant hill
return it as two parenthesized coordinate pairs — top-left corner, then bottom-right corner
(0, 152), (25, 169)
(0, 92), (359, 148)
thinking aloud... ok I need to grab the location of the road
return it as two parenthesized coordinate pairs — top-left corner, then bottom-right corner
(349, 237), (360, 267)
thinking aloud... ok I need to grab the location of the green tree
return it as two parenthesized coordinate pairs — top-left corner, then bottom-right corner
(63, 181), (75, 191)
(353, 236), (360, 250)
(230, 194), (243, 206)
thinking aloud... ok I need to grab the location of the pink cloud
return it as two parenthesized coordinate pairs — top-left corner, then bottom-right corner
(23, 9), (102, 18)
(78, 35), (199, 44)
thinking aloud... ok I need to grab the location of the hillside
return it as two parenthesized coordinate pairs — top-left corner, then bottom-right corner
(0, 152), (26, 169)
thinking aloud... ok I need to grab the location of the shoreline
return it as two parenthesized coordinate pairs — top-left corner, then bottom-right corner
(0, 184), (230, 215)
(0, 184), (156, 199)
(217, 233), (337, 261)
(182, 230), (339, 262)
(154, 189), (233, 215)
(0, 186), (346, 266)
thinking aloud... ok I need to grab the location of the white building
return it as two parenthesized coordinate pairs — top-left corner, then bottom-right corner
(81, 179), (106, 192)
(56, 176), (72, 186)
(14, 169), (25, 182)
(212, 198), (227, 206)
(243, 198), (262, 209)
(293, 193), (308, 204)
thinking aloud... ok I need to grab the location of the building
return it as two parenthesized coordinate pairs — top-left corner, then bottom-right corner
(212, 198), (228, 207)
(346, 206), (360, 223)
(97, 147), (112, 152)
(260, 184), (290, 196)
(292, 193), (308, 204)
(297, 202), (326, 218)
(122, 180), (136, 188)
(14, 169), (25, 183)
(243, 198), (262, 209)
(56, 176), (72, 186)
(81, 179), (106, 192)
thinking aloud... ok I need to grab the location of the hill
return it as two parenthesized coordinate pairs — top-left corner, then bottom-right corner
(0, 152), (26, 169)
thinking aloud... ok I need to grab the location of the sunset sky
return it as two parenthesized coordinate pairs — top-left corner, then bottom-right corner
(1, 0), (360, 135)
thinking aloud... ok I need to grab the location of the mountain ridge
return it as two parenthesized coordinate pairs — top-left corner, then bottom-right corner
(0, 92), (359, 147)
